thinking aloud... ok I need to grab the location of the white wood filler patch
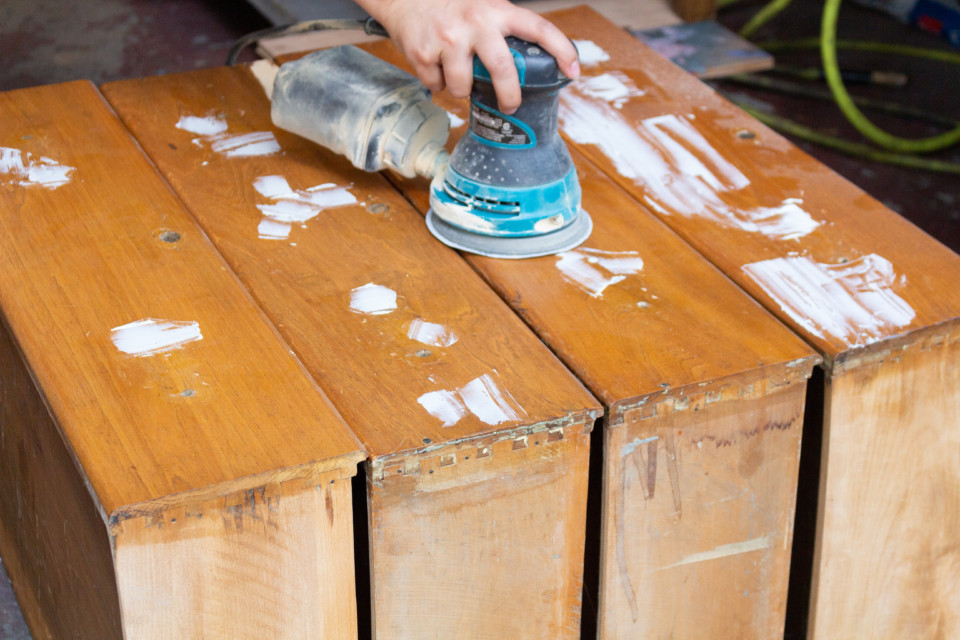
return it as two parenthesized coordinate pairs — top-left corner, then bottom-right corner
(349, 283), (398, 315)
(418, 372), (526, 428)
(742, 253), (915, 346)
(253, 174), (357, 239)
(447, 111), (466, 129)
(417, 389), (468, 427)
(559, 80), (821, 240)
(576, 71), (645, 108)
(406, 318), (459, 347)
(176, 113), (280, 158)
(0, 147), (74, 189)
(556, 247), (644, 298)
(210, 132), (281, 157)
(175, 115), (228, 136)
(572, 40), (611, 67)
(741, 198), (820, 241)
(111, 319), (203, 357)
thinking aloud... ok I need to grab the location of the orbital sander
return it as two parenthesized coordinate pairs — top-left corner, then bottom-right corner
(266, 37), (590, 259)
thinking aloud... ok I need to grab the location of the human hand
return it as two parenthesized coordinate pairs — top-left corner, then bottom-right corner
(354, 0), (579, 113)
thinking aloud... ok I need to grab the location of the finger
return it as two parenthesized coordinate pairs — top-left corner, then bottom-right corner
(440, 46), (474, 99)
(475, 35), (521, 114)
(507, 11), (580, 80)
(414, 62), (446, 94)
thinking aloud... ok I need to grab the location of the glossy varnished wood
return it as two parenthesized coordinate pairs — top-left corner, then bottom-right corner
(0, 81), (362, 516)
(362, 38), (819, 638)
(102, 67), (597, 459)
(0, 80), (365, 639)
(102, 67), (601, 639)
(386, 142), (813, 408)
(538, 7), (960, 636)
(546, 6), (960, 367)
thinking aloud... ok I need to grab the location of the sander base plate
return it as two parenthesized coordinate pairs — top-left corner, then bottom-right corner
(425, 208), (593, 259)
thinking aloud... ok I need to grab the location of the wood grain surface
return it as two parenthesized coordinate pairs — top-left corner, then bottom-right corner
(606, 378), (806, 639)
(503, 8), (960, 637)
(114, 468), (359, 639)
(0, 80), (363, 521)
(524, 8), (960, 637)
(542, 6), (960, 367)
(811, 327), (960, 637)
(369, 425), (591, 639)
(101, 66), (600, 459)
(102, 65), (601, 639)
(359, 36), (819, 639)
(361, 39), (818, 413)
(0, 79), (366, 639)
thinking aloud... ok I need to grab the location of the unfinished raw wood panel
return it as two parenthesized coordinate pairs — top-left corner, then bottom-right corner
(814, 327), (960, 637)
(541, 6), (960, 636)
(368, 422), (591, 638)
(0, 80), (364, 639)
(361, 37), (819, 638)
(102, 66), (601, 639)
(606, 381), (807, 639)
(113, 467), (358, 639)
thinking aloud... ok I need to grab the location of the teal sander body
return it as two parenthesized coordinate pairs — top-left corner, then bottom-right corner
(267, 38), (590, 259)
(426, 37), (592, 258)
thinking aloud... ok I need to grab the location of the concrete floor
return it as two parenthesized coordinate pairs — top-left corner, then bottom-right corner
(0, 0), (269, 91)
(1, 0), (958, 637)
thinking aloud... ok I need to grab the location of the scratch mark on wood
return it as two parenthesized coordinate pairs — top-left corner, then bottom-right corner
(692, 416), (797, 448)
(325, 488), (334, 527)
(620, 435), (658, 457)
(626, 437), (658, 500)
(663, 428), (681, 518)
(652, 535), (773, 572)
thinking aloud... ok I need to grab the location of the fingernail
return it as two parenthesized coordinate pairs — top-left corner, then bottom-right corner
(570, 61), (580, 78)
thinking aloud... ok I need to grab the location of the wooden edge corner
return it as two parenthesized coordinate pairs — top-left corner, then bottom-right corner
(107, 449), (366, 533)
(368, 408), (601, 483)
(609, 356), (819, 428)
